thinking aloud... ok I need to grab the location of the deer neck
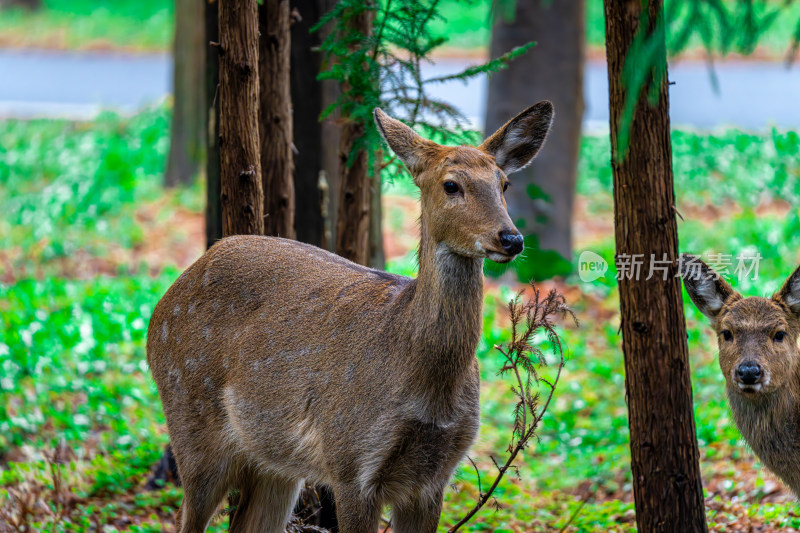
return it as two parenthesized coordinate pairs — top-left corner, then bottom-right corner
(727, 372), (800, 453)
(400, 219), (484, 417)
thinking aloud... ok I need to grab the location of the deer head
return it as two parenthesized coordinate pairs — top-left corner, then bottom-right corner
(374, 102), (554, 263)
(680, 254), (800, 398)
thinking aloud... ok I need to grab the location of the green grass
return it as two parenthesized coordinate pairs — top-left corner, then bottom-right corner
(2, 108), (800, 530)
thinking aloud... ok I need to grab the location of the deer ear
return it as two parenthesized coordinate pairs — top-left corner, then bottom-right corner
(775, 263), (800, 317)
(679, 254), (739, 319)
(479, 101), (554, 174)
(374, 108), (436, 177)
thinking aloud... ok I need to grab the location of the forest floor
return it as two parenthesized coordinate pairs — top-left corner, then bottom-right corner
(2, 108), (800, 531)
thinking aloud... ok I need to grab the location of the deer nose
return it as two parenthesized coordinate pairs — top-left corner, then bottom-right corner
(736, 361), (762, 385)
(499, 230), (524, 256)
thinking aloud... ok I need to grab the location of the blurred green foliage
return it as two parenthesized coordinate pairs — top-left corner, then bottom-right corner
(0, 0), (171, 51)
(0, 108), (202, 278)
(2, 108), (799, 529)
(3, 0), (800, 56)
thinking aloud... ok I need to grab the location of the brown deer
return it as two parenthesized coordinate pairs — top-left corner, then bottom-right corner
(147, 102), (554, 532)
(680, 254), (800, 496)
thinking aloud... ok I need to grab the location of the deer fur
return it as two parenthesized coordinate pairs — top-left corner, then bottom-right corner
(147, 102), (554, 533)
(680, 254), (800, 496)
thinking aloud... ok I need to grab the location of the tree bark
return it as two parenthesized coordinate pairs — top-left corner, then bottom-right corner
(604, 1), (707, 531)
(206, 0), (223, 248)
(368, 149), (385, 270)
(318, 0), (342, 251)
(166, 0), (206, 187)
(335, 125), (370, 264)
(321, 79), (342, 250)
(260, 0), (296, 239)
(290, 0), (325, 247)
(219, 0), (264, 236)
(485, 0), (584, 261)
(334, 8), (373, 265)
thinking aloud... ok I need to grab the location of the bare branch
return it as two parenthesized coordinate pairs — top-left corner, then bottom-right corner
(448, 283), (576, 532)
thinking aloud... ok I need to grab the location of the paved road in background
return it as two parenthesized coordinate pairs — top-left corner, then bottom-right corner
(2, 49), (800, 131)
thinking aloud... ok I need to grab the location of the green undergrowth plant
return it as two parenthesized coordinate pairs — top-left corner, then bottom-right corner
(0, 271), (178, 455)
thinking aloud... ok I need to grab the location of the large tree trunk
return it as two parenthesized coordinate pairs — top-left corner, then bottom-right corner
(290, 0), (326, 247)
(260, 0), (296, 239)
(604, 1), (707, 531)
(219, 0), (264, 236)
(334, 8), (373, 265)
(166, 0), (206, 187)
(485, 0), (584, 261)
(206, 0), (223, 248)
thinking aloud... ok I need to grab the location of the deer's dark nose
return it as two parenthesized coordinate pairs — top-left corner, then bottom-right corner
(499, 229), (524, 256)
(736, 361), (762, 385)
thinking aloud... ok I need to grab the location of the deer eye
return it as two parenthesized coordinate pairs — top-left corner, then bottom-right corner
(502, 182), (509, 192)
(774, 331), (787, 342)
(443, 181), (460, 194)
(721, 330), (733, 342)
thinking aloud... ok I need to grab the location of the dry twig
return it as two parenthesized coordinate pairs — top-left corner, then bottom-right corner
(449, 283), (576, 532)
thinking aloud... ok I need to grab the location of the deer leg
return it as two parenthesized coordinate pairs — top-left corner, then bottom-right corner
(229, 473), (302, 533)
(333, 486), (382, 533)
(391, 488), (444, 533)
(174, 461), (230, 533)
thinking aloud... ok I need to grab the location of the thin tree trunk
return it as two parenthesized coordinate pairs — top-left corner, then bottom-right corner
(219, 0), (264, 236)
(219, 0), (262, 526)
(321, 80), (341, 250)
(260, 0), (296, 239)
(368, 149), (384, 270)
(485, 0), (584, 261)
(604, 1), (707, 531)
(335, 125), (370, 264)
(319, 0), (342, 251)
(166, 0), (206, 187)
(206, 0), (223, 248)
(290, 0), (325, 247)
(334, 8), (373, 265)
